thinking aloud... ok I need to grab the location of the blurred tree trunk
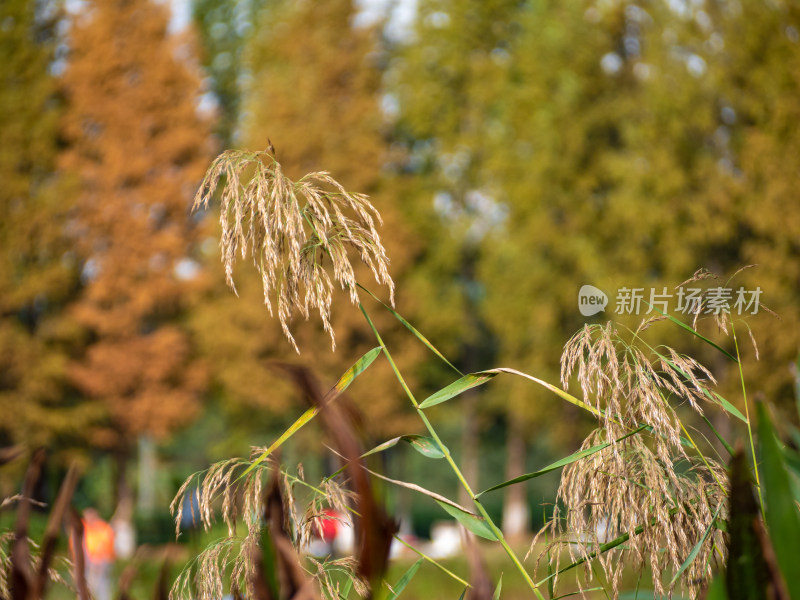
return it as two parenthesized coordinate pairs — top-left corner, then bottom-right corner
(393, 450), (414, 536)
(458, 390), (479, 508)
(136, 435), (156, 515)
(112, 450), (136, 559)
(113, 449), (133, 513)
(502, 419), (529, 540)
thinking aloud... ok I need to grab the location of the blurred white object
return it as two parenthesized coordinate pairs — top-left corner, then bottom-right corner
(110, 498), (136, 560)
(332, 513), (355, 555)
(389, 531), (418, 559)
(425, 521), (461, 559)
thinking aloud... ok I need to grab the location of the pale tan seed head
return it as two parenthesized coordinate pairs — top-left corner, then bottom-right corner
(170, 454), (361, 600)
(547, 323), (728, 598)
(537, 429), (727, 599)
(194, 149), (395, 352)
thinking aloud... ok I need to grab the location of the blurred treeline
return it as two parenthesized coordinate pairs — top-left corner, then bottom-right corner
(2, 0), (799, 539)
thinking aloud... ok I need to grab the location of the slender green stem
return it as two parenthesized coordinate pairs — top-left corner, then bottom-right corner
(533, 513), (655, 587)
(589, 562), (612, 600)
(731, 320), (764, 518)
(282, 469), (327, 496)
(358, 303), (545, 599)
(393, 536), (471, 588)
(700, 414), (735, 457)
(678, 421), (726, 494)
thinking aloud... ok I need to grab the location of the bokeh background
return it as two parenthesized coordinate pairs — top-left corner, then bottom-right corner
(2, 0), (799, 595)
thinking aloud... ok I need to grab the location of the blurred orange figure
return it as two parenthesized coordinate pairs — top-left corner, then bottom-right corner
(83, 509), (115, 562)
(82, 509), (115, 600)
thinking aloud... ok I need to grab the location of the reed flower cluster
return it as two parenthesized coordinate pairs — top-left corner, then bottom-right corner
(561, 323), (716, 465)
(538, 323), (728, 598)
(170, 453), (362, 600)
(193, 149), (394, 352)
(170, 456), (269, 600)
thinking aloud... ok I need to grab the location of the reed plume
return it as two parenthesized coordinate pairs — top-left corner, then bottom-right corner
(537, 322), (728, 598)
(193, 149), (395, 352)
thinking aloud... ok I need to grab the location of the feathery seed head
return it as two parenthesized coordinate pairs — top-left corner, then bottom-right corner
(547, 323), (728, 598)
(561, 323), (718, 461)
(194, 149), (395, 352)
(540, 430), (726, 598)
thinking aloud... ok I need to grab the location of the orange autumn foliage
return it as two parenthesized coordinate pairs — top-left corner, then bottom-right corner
(60, 0), (213, 449)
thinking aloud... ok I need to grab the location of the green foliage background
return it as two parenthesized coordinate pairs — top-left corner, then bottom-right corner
(2, 0), (800, 585)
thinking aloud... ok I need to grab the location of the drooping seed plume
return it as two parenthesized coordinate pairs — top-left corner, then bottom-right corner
(538, 322), (728, 598)
(193, 148), (395, 352)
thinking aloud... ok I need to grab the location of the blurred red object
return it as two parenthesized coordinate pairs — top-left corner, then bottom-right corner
(314, 508), (340, 542)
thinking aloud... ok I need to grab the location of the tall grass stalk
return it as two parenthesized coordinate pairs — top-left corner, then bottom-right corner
(731, 320), (764, 517)
(185, 149), (771, 599)
(358, 303), (545, 599)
